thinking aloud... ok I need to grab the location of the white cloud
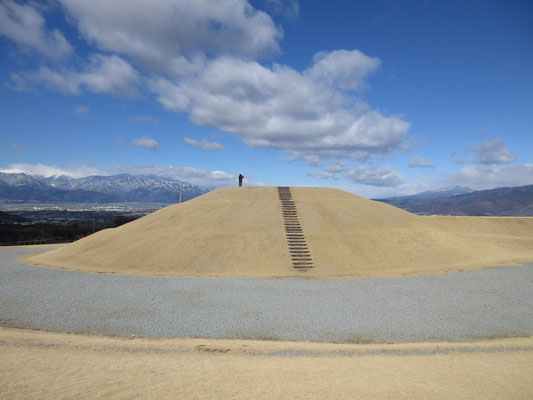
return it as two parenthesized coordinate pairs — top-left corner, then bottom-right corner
(150, 77), (190, 111)
(110, 165), (238, 187)
(5, 71), (34, 92)
(301, 154), (321, 166)
(306, 171), (333, 180)
(12, 54), (140, 98)
(78, 54), (140, 98)
(3, 1), (411, 169)
(468, 138), (517, 164)
(342, 179), (439, 200)
(408, 155), (435, 168)
(184, 137), (225, 151)
(344, 165), (405, 187)
(131, 136), (159, 151)
(74, 105), (89, 114)
(152, 53), (410, 163)
(325, 161), (348, 174)
(264, 0), (299, 18)
(444, 164), (533, 190)
(306, 49), (381, 92)
(290, 152), (322, 167)
(307, 161), (405, 186)
(307, 161), (349, 180)
(0, 0), (72, 59)
(0, 163), (103, 178)
(58, 0), (281, 72)
(21, 63), (72, 95)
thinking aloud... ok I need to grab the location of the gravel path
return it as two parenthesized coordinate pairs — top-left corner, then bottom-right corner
(1, 248), (533, 343)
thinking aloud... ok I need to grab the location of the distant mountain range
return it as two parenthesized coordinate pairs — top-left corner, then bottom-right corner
(377, 185), (533, 216)
(0, 173), (210, 204)
(2, 172), (532, 216)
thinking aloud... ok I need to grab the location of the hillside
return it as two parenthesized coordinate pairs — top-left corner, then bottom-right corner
(28, 187), (533, 278)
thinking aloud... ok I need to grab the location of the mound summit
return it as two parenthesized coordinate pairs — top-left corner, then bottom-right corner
(28, 187), (533, 278)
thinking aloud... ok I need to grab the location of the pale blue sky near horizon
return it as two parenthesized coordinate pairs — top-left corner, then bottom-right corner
(0, 0), (532, 197)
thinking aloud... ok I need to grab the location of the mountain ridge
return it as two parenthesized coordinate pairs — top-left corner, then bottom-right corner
(377, 184), (533, 216)
(0, 172), (210, 204)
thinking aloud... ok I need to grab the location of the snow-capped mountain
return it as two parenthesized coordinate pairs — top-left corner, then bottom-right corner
(0, 173), (210, 203)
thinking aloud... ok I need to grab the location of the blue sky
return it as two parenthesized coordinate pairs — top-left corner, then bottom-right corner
(0, 0), (532, 197)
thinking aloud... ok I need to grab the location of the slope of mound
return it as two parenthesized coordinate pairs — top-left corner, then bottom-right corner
(295, 188), (533, 277)
(28, 187), (533, 278)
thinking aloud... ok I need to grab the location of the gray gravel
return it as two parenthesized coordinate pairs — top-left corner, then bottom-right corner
(1, 247), (532, 343)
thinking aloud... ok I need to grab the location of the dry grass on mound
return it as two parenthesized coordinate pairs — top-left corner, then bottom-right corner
(27, 186), (533, 278)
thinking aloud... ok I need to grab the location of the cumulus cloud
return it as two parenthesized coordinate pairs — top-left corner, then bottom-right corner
(408, 155), (435, 168)
(152, 53), (410, 162)
(264, 0), (299, 18)
(307, 171), (332, 180)
(11, 54), (140, 98)
(468, 138), (516, 164)
(344, 165), (405, 187)
(344, 178), (442, 200)
(444, 164), (533, 190)
(5, 71), (34, 92)
(287, 153), (321, 166)
(308, 162), (406, 186)
(306, 49), (381, 92)
(57, 0), (281, 72)
(184, 137), (225, 151)
(150, 76), (190, 111)
(74, 105), (89, 114)
(131, 136), (159, 151)
(303, 154), (321, 166)
(325, 161), (349, 174)
(0, 0), (72, 59)
(4, 0), (412, 170)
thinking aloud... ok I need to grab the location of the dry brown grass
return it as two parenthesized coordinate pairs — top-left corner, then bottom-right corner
(27, 186), (533, 278)
(1, 327), (532, 400)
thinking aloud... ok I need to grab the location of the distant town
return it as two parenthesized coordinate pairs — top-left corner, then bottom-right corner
(0, 203), (163, 246)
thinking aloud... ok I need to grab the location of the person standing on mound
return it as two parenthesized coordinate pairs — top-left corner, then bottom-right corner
(239, 174), (244, 187)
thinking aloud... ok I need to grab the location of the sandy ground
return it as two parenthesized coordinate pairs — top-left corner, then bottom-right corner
(27, 186), (533, 278)
(1, 327), (532, 399)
